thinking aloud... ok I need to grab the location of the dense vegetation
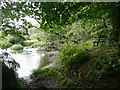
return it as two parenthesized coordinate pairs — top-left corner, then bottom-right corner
(1, 1), (120, 88)
(2, 61), (25, 89)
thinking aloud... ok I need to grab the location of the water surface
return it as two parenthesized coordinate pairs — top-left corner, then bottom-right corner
(1, 47), (43, 77)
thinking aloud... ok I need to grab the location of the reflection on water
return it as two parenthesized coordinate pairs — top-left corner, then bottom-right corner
(1, 47), (43, 78)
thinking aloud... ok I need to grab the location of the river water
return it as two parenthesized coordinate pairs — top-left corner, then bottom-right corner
(0, 47), (44, 78)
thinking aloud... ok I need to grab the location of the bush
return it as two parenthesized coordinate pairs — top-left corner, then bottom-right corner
(0, 40), (12, 49)
(56, 42), (90, 72)
(7, 35), (25, 45)
(90, 46), (120, 79)
(0, 34), (25, 49)
(10, 44), (23, 50)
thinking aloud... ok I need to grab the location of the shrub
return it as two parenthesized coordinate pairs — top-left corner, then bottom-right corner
(0, 40), (12, 49)
(56, 42), (90, 72)
(8, 35), (25, 45)
(10, 44), (23, 50)
(90, 46), (120, 79)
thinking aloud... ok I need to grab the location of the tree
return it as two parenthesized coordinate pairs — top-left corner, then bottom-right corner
(110, 2), (120, 43)
(1, 2), (120, 44)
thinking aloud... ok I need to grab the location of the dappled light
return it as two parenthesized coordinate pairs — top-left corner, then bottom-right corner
(1, 1), (120, 89)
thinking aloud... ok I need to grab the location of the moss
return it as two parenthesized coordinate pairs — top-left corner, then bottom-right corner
(10, 44), (23, 50)
(34, 41), (46, 46)
(23, 40), (37, 46)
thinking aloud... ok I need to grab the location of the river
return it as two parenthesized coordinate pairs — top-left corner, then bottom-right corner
(0, 47), (44, 78)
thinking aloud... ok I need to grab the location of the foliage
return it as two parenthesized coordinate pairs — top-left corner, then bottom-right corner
(8, 35), (25, 45)
(34, 41), (46, 46)
(0, 37), (10, 49)
(1, 2), (116, 32)
(30, 30), (48, 41)
(56, 42), (91, 72)
(1, 1), (120, 88)
(10, 44), (23, 50)
(1, 2), (120, 46)
(23, 40), (37, 46)
(0, 33), (11, 48)
(90, 46), (120, 80)
(2, 62), (24, 89)
(33, 67), (76, 87)
(39, 54), (50, 68)
(0, 40), (12, 49)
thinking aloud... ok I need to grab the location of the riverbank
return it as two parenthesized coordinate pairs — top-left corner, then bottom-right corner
(1, 46), (62, 88)
(1, 44), (120, 89)
(27, 45), (120, 89)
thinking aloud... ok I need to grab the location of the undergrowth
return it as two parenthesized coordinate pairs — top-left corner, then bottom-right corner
(33, 67), (76, 87)
(90, 46), (120, 80)
(56, 42), (91, 72)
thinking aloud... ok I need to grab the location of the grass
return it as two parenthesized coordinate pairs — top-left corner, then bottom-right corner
(33, 67), (76, 87)
(39, 54), (49, 68)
